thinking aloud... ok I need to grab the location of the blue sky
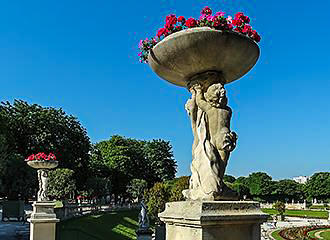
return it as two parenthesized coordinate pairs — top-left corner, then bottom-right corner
(1, 0), (329, 180)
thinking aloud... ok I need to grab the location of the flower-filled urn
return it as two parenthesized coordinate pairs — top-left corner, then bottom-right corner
(26, 152), (58, 201)
(139, 6), (261, 201)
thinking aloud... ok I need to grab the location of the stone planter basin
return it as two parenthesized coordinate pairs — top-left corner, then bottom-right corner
(148, 27), (260, 87)
(26, 160), (58, 169)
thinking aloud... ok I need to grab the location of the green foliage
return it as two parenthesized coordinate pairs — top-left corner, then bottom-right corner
(305, 172), (330, 200)
(85, 177), (111, 198)
(229, 182), (250, 199)
(94, 136), (177, 197)
(144, 182), (170, 223)
(273, 201), (286, 216)
(246, 172), (274, 199)
(48, 168), (76, 200)
(272, 179), (305, 201)
(0, 100), (91, 198)
(143, 139), (177, 183)
(127, 179), (148, 201)
(223, 174), (236, 183)
(169, 176), (190, 201)
(234, 176), (248, 185)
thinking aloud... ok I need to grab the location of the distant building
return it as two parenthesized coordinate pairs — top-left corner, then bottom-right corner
(293, 176), (309, 184)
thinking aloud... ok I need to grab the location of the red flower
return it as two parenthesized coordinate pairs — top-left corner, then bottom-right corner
(232, 19), (243, 27)
(213, 18), (221, 27)
(201, 6), (212, 16)
(157, 28), (168, 38)
(26, 152), (57, 161)
(234, 27), (243, 33)
(176, 25), (182, 31)
(166, 14), (177, 25)
(242, 24), (252, 34)
(185, 18), (197, 28)
(178, 16), (185, 23)
(165, 22), (174, 30)
(235, 12), (244, 20)
(250, 30), (261, 42)
(234, 12), (250, 24)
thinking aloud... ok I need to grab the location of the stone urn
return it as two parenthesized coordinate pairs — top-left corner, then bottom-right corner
(26, 160), (58, 201)
(147, 27), (268, 240)
(26, 159), (59, 240)
(149, 27), (259, 201)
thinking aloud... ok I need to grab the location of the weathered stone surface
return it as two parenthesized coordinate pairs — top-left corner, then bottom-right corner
(159, 201), (268, 240)
(183, 72), (238, 201)
(29, 201), (59, 240)
(26, 161), (58, 201)
(148, 27), (259, 87)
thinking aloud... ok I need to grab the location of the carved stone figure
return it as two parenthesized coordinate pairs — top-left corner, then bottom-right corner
(183, 72), (238, 201)
(138, 201), (149, 229)
(37, 169), (49, 201)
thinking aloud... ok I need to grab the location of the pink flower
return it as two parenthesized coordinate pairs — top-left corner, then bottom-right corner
(215, 12), (225, 17)
(199, 14), (207, 20)
(227, 16), (233, 24)
(206, 15), (214, 22)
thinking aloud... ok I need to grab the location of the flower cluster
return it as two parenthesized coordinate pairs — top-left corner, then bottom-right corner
(26, 152), (57, 161)
(138, 6), (261, 63)
(279, 225), (330, 240)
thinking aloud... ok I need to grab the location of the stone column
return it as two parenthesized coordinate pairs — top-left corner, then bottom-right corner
(29, 201), (59, 240)
(159, 201), (268, 240)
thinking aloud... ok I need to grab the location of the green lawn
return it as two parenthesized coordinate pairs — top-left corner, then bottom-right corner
(261, 208), (329, 219)
(271, 230), (284, 240)
(56, 210), (142, 240)
(320, 230), (330, 239)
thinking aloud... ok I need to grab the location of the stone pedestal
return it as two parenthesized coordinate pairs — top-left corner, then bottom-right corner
(28, 201), (59, 240)
(136, 228), (153, 240)
(159, 201), (268, 240)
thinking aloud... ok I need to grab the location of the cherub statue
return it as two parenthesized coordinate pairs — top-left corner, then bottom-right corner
(183, 72), (238, 201)
(37, 170), (49, 201)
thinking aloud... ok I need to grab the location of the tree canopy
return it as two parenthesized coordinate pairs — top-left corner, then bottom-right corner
(305, 172), (330, 200)
(0, 100), (91, 199)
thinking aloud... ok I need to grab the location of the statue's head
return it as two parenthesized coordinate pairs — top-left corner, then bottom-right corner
(204, 83), (227, 108)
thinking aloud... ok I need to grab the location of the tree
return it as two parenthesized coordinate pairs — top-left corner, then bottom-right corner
(144, 182), (170, 224)
(143, 139), (177, 184)
(94, 136), (177, 197)
(94, 135), (145, 198)
(246, 172), (274, 200)
(169, 176), (190, 201)
(48, 168), (76, 200)
(273, 201), (286, 220)
(305, 172), (330, 200)
(85, 177), (111, 198)
(223, 174), (236, 183)
(0, 100), (91, 198)
(229, 182), (250, 200)
(272, 179), (305, 201)
(127, 179), (148, 201)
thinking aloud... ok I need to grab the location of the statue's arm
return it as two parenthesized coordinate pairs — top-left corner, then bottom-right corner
(195, 87), (211, 112)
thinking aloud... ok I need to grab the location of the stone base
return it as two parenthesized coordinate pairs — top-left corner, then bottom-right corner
(136, 228), (153, 240)
(159, 201), (268, 240)
(28, 201), (59, 240)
